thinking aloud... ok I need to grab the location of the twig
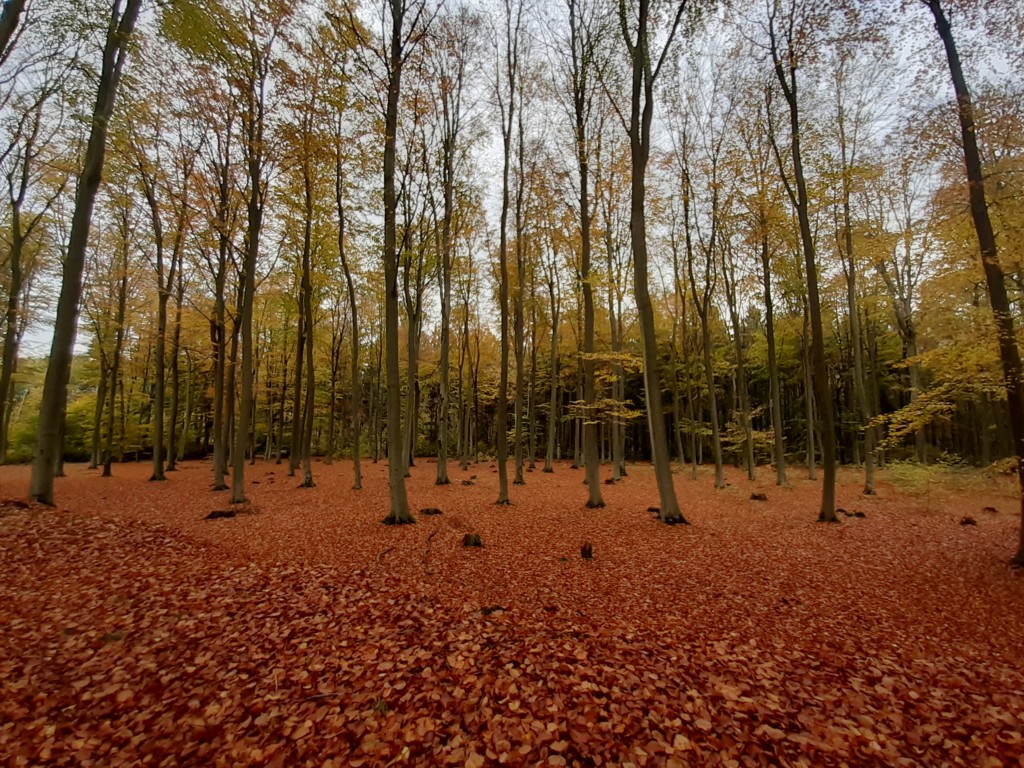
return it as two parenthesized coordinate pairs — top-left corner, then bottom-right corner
(375, 546), (395, 565)
(422, 529), (439, 575)
(301, 692), (344, 702)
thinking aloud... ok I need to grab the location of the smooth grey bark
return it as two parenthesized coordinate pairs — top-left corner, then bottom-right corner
(207, 118), (234, 490)
(512, 104), (527, 487)
(722, 238), (754, 481)
(767, 6), (837, 521)
(925, 0), (1024, 564)
(569, 0), (603, 506)
(232, 33), (273, 506)
(335, 153), (362, 488)
(30, 0), (141, 504)
(432, 16), (468, 485)
(380, 0), (415, 523)
(494, 0), (522, 505)
(102, 219), (130, 478)
(620, 0), (688, 524)
(683, 177), (724, 490)
(299, 135), (316, 488)
(832, 58), (874, 492)
(759, 227), (786, 485)
(167, 266), (184, 470)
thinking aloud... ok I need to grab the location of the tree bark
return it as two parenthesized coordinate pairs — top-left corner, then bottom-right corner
(30, 0), (141, 504)
(760, 228), (786, 485)
(570, 0), (603, 506)
(621, 0), (687, 523)
(381, 0), (414, 523)
(768, 15), (837, 521)
(927, 0), (1024, 564)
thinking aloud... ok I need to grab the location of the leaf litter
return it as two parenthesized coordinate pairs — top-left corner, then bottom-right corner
(1, 459), (1023, 766)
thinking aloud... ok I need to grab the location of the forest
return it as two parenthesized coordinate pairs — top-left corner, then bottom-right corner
(2, 0), (1024, 765)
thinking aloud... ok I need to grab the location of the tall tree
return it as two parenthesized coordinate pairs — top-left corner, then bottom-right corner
(766, 0), (838, 522)
(128, 61), (200, 482)
(0, 70), (66, 462)
(924, 0), (1024, 565)
(493, 0), (524, 505)
(566, 0), (604, 506)
(618, 0), (690, 524)
(232, 1), (288, 505)
(29, 0), (142, 504)
(349, 0), (430, 523)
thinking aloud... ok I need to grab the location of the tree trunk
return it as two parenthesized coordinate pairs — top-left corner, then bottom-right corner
(928, 0), (1024, 563)
(0, 211), (24, 462)
(103, 253), (129, 478)
(381, 0), (413, 523)
(572, 7), (603, 506)
(90, 355), (108, 468)
(769, 27), (836, 521)
(760, 229), (786, 485)
(289, 300), (305, 477)
(167, 266), (184, 471)
(30, 0), (141, 503)
(299, 170), (316, 488)
(624, 0), (685, 523)
(723, 243), (754, 481)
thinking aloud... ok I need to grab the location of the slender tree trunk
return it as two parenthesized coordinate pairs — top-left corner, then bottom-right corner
(149, 265), (169, 481)
(90, 355), (108, 469)
(211, 173), (231, 489)
(381, 0), (413, 522)
(299, 200), (315, 488)
(606, 236), (626, 480)
(103, 259), (129, 478)
(527, 300), (538, 470)
(574, 45), (603, 506)
(167, 267), (184, 471)
(626, 23), (684, 522)
(769, 28), (836, 521)
(723, 245), (754, 481)
(300, 295), (315, 487)
(493, 0), (522, 503)
(544, 271), (559, 473)
(929, 0), (1024, 562)
(0, 218), (24, 462)
(289, 301), (305, 477)
(231, 132), (264, 504)
(760, 229), (786, 485)
(801, 308), (817, 481)
(435, 55), (464, 483)
(30, 0), (141, 503)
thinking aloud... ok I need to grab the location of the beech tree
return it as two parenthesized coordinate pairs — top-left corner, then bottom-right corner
(765, 0), (838, 523)
(492, 0), (525, 505)
(0, 59), (67, 462)
(924, 0), (1024, 565)
(29, 0), (142, 505)
(618, 0), (692, 524)
(564, 0), (604, 506)
(348, 0), (432, 523)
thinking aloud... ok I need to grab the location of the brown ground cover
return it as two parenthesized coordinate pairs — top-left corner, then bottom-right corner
(1, 458), (1023, 767)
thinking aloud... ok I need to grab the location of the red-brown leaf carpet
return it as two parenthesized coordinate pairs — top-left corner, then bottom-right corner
(1, 459), (1022, 767)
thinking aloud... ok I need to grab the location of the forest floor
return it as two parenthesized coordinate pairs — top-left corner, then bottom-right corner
(1, 458), (1023, 767)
